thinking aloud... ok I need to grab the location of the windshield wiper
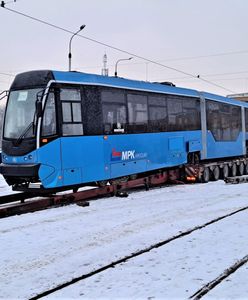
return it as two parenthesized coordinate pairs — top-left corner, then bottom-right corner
(15, 121), (34, 145)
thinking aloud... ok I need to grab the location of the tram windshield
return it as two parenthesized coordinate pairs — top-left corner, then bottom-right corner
(4, 88), (41, 139)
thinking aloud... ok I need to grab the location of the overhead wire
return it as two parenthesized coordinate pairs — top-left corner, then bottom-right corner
(0, 5), (238, 93)
(75, 52), (248, 70)
(0, 72), (15, 77)
(152, 70), (248, 82)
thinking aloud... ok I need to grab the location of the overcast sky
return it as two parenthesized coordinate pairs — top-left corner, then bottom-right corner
(1, 0), (248, 96)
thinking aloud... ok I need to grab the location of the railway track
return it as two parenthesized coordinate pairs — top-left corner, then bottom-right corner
(29, 205), (248, 300)
(191, 254), (248, 299)
(0, 192), (37, 204)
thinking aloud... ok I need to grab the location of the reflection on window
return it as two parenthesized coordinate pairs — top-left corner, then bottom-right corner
(60, 89), (81, 101)
(102, 103), (126, 133)
(72, 103), (82, 122)
(127, 94), (148, 133)
(42, 92), (57, 136)
(148, 96), (167, 132)
(60, 87), (83, 136)
(4, 88), (41, 139)
(167, 96), (200, 132)
(62, 124), (83, 136)
(62, 102), (71, 122)
(206, 100), (241, 141)
(102, 90), (126, 134)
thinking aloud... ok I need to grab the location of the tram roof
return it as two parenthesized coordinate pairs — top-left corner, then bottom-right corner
(53, 70), (247, 107)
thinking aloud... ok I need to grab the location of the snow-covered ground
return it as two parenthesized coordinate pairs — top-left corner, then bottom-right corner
(49, 209), (248, 299)
(0, 176), (248, 299)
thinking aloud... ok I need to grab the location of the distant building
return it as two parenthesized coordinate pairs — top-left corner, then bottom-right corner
(227, 93), (248, 102)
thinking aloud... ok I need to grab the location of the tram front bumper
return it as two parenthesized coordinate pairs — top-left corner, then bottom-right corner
(0, 163), (40, 177)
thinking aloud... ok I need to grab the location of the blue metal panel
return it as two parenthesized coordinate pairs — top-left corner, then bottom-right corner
(168, 137), (184, 151)
(63, 168), (81, 185)
(206, 132), (243, 159)
(57, 131), (202, 187)
(111, 160), (147, 178)
(1, 130), (203, 189)
(60, 136), (108, 184)
(188, 140), (202, 152)
(37, 139), (63, 188)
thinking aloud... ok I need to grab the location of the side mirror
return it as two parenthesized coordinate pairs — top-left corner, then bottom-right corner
(36, 100), (43, 118)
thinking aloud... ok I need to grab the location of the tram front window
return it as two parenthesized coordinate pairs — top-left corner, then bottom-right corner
(4, 88), (41, 139)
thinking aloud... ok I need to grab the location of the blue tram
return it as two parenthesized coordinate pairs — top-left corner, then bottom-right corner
(0, 70), (247, 191)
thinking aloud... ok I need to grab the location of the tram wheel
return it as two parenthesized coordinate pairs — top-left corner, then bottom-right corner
(201, 167), (210, 183)
(212, 166), (220, 181)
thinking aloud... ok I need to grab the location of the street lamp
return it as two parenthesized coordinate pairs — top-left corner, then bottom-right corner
(114, 57), (133, 77)
(68, 25), (86, 71)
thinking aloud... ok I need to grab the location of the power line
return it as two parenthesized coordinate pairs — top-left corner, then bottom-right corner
(0, 72), (15, 77)
(159, 51), (248, 63)
(152, 70), (248, 82)
(75, 52), (248, 70)
(0, 5), (237, 94)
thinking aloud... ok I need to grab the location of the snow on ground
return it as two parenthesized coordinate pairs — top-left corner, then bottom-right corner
(48, 209), (248, 299)
(0, 175), (17, 195)
(0, 176), (248, 299)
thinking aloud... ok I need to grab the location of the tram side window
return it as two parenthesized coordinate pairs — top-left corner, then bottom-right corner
(167, 96), (183, 131)
(245, 108), (248, 131)
(60, 88), (83, 136)
(182, 98), (201, 131)
(230, 106), (242, 140)
(206, 101), (221, 140)
(167, 95), (201, 131)
(41, 91), (57, 136)
(101, 90), (126, 134)
(148, 96), (167, 132)
(127, 94), (148, 133)
(206, 100), (241, 141)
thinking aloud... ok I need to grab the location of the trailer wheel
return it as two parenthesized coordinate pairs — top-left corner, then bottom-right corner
(212, 166), (220, 181)
(246, 164), (248, 175)
(201, 167), (210, 183)
(222, 164), (229, 178)
(239, 162), (244, 176)
(231, 163), (237, 177)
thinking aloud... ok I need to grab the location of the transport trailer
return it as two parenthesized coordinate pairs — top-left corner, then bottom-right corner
(0, 70), (248, 192)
